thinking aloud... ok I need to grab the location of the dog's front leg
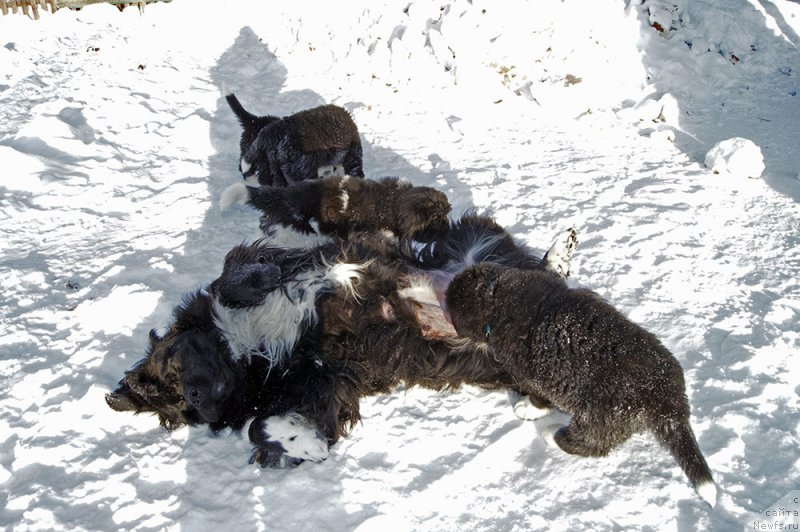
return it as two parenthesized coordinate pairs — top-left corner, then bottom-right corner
(248, 412), (329, 468)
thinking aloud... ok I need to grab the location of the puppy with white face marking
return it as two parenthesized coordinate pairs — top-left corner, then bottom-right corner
(443, 263), (717, 506)
(225, 89), (364, 186)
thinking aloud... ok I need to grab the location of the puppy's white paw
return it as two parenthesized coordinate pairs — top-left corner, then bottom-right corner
(512, 395), (553, 421)
(539, 423), (564, 448)
(544, 227), (578, 278)
(220, 182), (250, 211)
(259, 413), (329, 463)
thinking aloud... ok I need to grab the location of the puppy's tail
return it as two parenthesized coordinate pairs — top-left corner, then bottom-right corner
(223, 85), (258, 127)
(220, 182), (251, 210)
(652, 417), (717, 507)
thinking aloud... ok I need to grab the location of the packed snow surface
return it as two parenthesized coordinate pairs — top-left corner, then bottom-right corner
(1, 0), (799, 530)
(704, 137), (765, 178)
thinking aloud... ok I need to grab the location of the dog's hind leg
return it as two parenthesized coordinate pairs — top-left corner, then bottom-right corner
(509, 390), (555, 421)
(543, 415), (632, 458)
(542, 227), (578, 278)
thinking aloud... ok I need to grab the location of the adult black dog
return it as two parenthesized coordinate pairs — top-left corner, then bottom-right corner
(444, 263), (717, 506)
(107, 176), (576, 467)
(226, 88), (364, 186)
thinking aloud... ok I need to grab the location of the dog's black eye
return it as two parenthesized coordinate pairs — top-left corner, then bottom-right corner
(289, 436), (296, 441)
(258, 255), (267, 264)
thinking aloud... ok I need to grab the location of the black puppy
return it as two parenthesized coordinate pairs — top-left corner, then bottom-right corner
(443, 263), (717, 506)
(220, 175), (452, 246)
(226, 89), (364, 186)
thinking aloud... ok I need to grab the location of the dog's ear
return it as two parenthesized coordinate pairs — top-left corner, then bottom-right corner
(149, 328), (162, 348)
(105, 377), (155, 413)
(173, 291), (215, 331)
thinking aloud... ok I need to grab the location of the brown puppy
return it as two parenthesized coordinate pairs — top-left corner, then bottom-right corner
(444, 263), (717, 506)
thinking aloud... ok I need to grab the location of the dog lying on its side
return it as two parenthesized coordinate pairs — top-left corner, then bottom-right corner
(107, 175), (578, 469)
(442, 263), (717, 506)
(225, 88), (364, 186)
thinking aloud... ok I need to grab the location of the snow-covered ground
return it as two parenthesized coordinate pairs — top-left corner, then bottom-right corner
(1, 0), (799, 530)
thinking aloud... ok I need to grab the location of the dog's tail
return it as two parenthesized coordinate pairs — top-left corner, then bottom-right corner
(223, 84), (258, 127)
(651, 415), (717, 506)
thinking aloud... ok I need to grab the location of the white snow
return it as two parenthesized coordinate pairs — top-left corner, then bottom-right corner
(1, 0), (799, 530)
(704, 136), (766, 178)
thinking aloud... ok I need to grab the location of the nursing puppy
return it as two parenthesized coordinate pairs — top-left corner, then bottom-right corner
(226, 90), (364, 186)
(220, 176), (452, 246)
(443, 263), (717, 506)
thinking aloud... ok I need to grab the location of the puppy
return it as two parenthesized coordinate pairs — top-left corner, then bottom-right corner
(443, 263), (717, 506)
(225, 90), (364, 186)
(221, 176), (452, 246)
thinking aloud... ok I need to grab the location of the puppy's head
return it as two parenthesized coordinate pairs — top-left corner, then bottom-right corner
(396, 186), (451, 242)
(106, 295), (239, 429)
(443, 263), (503, 340)
(213, 241), (333, 308)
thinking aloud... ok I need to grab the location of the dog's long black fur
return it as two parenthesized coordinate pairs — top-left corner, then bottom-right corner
(226, 91), (364, 186)
(107, 175), (559, 467)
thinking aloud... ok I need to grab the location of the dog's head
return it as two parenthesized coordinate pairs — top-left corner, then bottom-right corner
(106, 292), (239, 429)
(212, 241), (338, 308)
(443, 263), (503, 340)
(395, 185), (451, 243)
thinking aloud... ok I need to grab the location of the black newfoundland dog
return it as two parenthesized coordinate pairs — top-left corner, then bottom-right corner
(107, 176), (576, 468)
(225, 89), (364, 186)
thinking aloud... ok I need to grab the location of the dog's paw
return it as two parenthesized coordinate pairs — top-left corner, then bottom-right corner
(543, 227), (578, 278)
(248, 413), (329, 468)
(512, 395), (553, 421)
(538, 423), (565, 448)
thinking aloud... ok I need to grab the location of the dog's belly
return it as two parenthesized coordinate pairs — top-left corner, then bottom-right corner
(397, 272), (458, 340)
